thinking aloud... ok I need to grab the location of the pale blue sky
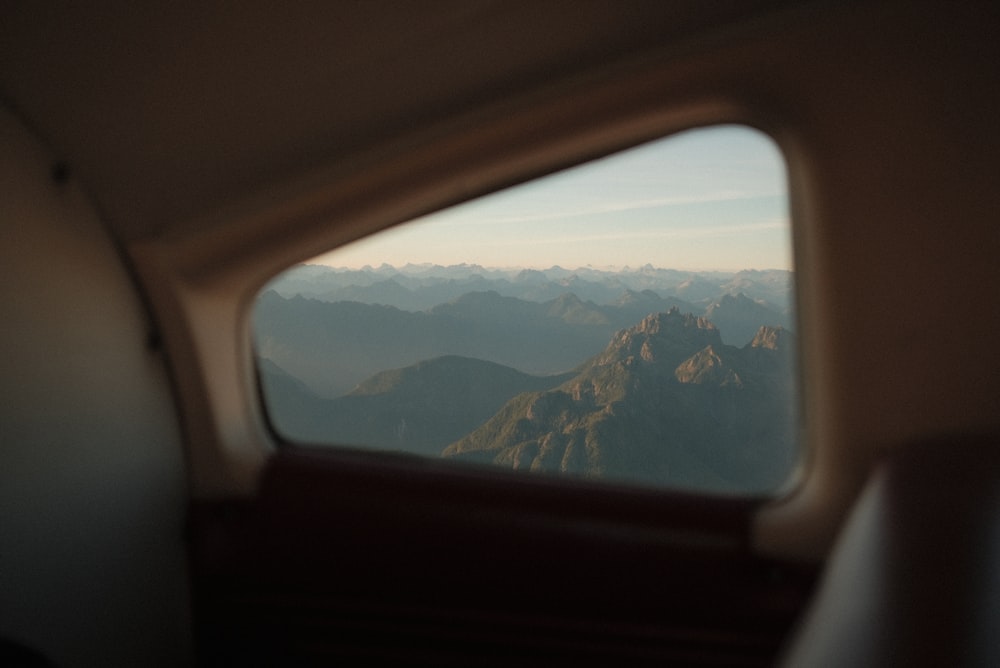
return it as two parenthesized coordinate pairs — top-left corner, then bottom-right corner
(318, 125), (791, 271)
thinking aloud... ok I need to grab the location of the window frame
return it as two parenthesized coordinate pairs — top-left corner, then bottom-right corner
(249, 123), (804, 501)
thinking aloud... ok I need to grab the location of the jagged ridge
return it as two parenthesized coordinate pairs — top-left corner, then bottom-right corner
(443, 310), (796, 494)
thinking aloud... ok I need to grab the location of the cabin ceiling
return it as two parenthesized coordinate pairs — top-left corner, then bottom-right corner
(0, 0), (803, 242)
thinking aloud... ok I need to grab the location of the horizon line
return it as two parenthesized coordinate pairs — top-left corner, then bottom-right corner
(302, 261), (794, 274)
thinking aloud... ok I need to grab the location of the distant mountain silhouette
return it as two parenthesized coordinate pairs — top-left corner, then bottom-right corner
(259, 355), (572, 455)
(703, 293), (790, 345)
(719, 269), (794, 313)
(265, 263), (795, 315)
(254, 289), (698, 397)
(443, 309), (796, 494)
(674, 276), (724, 302)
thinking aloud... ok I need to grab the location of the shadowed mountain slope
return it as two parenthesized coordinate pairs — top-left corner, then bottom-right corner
(260, 355), (573, 456)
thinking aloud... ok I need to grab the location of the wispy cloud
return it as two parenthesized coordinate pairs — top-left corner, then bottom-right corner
(483, 219), (789, 247)
(424, 191), (777, 227)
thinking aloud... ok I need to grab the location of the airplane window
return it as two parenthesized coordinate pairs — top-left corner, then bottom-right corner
(252, 125), (798, 495)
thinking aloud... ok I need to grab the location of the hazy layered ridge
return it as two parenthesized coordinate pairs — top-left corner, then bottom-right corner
(260, 355), (573, 456)
(267, 263), (793, 316)
(254, 290), (703, 398)
(254, 265), (791, 398)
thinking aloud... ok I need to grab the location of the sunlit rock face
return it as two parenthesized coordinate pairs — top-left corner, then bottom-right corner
(445, 310), (796, 494)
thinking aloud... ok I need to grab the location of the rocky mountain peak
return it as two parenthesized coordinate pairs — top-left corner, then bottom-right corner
(749, 325), (791, 350)
(631, 308), (720, 349)
(710, 292), (754, 309)
(635, 307), (716, 335)
(594, 308), (723, 371)
(674, 345), (743, 388)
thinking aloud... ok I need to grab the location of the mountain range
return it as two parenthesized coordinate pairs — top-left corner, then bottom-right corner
(254, 264), (797, 493)
(254, 280), (790, 398)
(265, 263), (794, 317)
(443, 309), (796, 493)
(258, 304), (797, 494)
(255, 289), (701, 398)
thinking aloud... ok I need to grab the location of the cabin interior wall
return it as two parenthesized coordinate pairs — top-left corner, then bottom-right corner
(0, 107), (192, 667)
